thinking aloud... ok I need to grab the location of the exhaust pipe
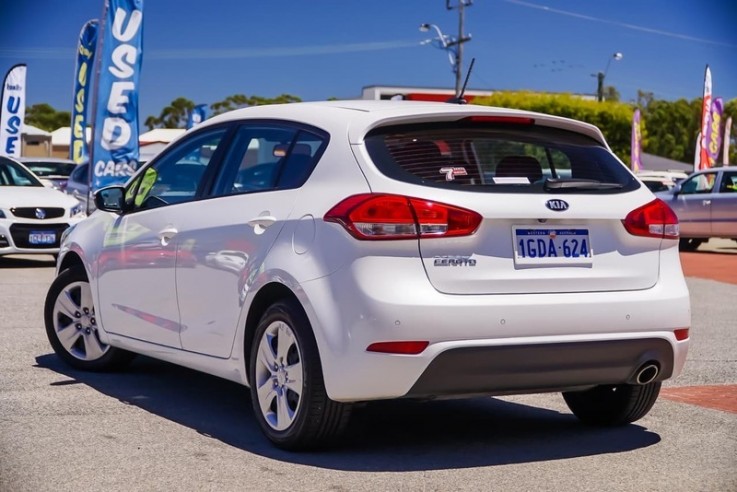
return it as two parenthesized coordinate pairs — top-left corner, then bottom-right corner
(635, 363), (660, 385)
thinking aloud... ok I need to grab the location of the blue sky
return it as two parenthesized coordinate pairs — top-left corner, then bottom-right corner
(1, 0), (736, 122)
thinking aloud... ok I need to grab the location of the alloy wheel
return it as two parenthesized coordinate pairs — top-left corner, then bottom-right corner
(254, 320), (304, 431)
(51, 280), (109, 361)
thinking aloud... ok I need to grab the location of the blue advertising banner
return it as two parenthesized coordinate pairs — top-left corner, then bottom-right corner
(187, 104), (208, 129)
(0, 64), (27, 158)
(70, 20), (98, 165)
(90, 0), (144, 192)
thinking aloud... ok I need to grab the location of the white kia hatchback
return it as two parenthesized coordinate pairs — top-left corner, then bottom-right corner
(45, 101), (690, 449)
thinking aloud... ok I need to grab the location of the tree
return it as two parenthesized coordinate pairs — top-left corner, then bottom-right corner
(602, 86), (620, 102)
(640, 98), (700, 163)
(723, 98), (737, 165)
(25, 103), (70, 132)
(474, 91), (634, 163)
(209, 93), (302, 116)
(145, 93), (304, 128)
(636, 90), (655, 110)
(144, 97), (195, 130)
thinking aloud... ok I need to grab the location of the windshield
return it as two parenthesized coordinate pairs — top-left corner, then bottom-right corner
(24, 161), (76, 177)
(365, 122), (639, 194)
(0, 158), (44, 187)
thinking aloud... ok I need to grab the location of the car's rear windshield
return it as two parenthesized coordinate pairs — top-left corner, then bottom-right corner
(364, 122), (639, 194)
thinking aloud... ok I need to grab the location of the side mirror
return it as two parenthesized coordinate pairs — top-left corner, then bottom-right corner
(94, 186), (126, 214)
(671, 183), (682, 196)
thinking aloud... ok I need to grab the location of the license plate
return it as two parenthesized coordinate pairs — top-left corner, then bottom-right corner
(513, 227), (592, 266)
(29, 231), (56, 245)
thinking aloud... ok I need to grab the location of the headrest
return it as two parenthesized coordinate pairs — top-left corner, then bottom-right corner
(496, 155), (543, 183)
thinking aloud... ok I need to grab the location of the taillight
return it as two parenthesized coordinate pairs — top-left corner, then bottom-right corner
(622, 198), (679, 239)
(324, 193), (482, 240)
(461, 115), (535, 125)
(674, 328), (689, 341)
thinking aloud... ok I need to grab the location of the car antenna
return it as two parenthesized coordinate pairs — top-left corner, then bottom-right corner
(447, 57), (475, 105)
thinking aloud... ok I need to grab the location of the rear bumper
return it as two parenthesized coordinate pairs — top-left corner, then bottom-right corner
(299, 251), (690, 402)
(406, 338), (674, 398)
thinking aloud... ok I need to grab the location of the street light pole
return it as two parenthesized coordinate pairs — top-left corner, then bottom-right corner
(421, 1), (472, 97)
(596, 52), (623, 102)
(447, 0), (472, 96)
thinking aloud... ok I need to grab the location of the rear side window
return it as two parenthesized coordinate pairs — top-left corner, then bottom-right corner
(365, 122), (639, 194)
(212, 124), (327, 196)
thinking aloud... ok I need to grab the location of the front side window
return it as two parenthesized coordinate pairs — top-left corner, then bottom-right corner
(365, 122), (638, 194)
(680, 172), (716, 195)
(719, 171), (737, 193)
(126, 128), (228, 210)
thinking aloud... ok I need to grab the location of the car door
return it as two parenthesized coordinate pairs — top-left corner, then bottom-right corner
(95, 127), (230, 347)
(712, 170), (737, 237)
(669, 171), (718, 237)
(175, 123), (327, 358)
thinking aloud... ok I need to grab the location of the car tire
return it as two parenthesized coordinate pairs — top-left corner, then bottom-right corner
(44, 265), (135, 371)
(562, 382), (661, 426)
(679, 238), (703, 251)
(248, 299), (351, 450)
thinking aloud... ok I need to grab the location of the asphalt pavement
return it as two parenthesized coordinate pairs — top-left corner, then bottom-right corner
(0, 254), (735, 492)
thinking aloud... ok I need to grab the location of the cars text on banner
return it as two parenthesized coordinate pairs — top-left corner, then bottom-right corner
(705, 97), (723, 165)
(0, 64), (27, 158)
(90, 0), (144, 192)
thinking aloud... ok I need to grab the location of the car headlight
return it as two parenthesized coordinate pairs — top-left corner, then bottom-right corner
(70, 202), (86, 218)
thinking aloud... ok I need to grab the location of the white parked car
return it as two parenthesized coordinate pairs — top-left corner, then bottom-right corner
(0, 156), (85, 257)
(636, 171), (689, 193)
(44, 101), (690, 450)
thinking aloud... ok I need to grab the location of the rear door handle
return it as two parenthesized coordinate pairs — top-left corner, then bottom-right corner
(158, 226), (178, 246)
(702, 200), (711, 206)
(247, 215), (277, 235)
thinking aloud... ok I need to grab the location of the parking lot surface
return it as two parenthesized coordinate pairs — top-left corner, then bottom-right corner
(0, 253), (735, 492)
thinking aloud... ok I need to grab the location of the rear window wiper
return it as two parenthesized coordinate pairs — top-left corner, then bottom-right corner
(544, 178), (624, 190)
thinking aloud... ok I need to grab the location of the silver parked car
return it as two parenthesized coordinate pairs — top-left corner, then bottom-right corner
(656, 166), (737, 250)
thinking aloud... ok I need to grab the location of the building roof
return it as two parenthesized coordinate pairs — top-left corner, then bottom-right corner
(22, 124), (51, 137)
(139, 128), (186, 144)
(640, 152), (692, 173)
(50, 127), (91, 146)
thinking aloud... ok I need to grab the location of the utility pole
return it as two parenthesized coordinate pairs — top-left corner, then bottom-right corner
(446, 0), (472, 96)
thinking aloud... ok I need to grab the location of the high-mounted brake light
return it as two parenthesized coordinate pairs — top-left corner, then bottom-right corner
(462, 115), (535, 125)
(623, 198), (679, 239)
(366, 341), (429, 355)
(324, 193), (482, 240)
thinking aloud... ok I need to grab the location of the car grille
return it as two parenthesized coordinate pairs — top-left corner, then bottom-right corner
(10, 207), (66, 219)
(9, 223), (69, 248)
